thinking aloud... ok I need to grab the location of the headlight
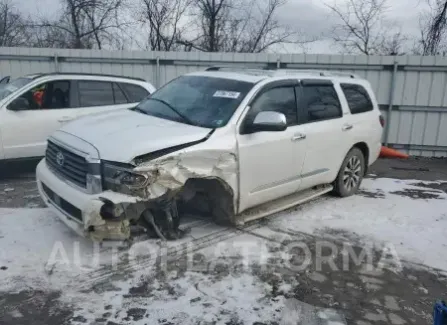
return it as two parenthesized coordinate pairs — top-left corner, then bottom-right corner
(102, 161), (148, 192)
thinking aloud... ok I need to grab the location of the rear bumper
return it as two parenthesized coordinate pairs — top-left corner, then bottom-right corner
(36, 159), (139, 241)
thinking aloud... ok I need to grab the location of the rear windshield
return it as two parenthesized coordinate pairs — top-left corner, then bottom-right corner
(0, 77), (33, 100)
(132, 75), (254, 128)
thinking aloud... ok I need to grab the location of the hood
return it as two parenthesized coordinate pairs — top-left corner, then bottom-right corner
(58, 109), (212, 163)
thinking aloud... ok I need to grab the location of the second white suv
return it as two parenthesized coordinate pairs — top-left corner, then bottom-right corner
(36, 67), (383, 241)
(0, 73), (155, 161)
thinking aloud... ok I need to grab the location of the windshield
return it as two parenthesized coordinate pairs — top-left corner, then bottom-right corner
(0, 77), (33, 100)
(132, 75), (254, 128)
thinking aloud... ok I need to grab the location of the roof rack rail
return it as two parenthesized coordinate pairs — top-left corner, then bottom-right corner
(35, 72), (146, 82)
(205, 66), (272, 76)
(205, 66), (358, 79)
(206, 66), (269, 71)
(274, 69), (358, 79)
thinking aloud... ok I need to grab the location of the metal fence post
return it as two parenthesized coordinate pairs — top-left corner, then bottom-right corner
(277, 57), (281, 69)
(54, 54), (59, 72)
(156, 56), (160, 88)
(384, 60), (398, 146)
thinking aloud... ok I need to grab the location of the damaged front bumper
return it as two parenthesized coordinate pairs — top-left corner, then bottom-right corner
(36, 159), (143, 242)
(36, 150), (238, 242)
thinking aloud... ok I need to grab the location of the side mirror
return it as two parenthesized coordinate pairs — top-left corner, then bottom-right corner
(8, 97), (30, 111)
(246, 111), (287, 133)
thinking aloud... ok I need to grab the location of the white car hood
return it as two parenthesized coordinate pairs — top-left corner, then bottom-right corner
(58, 109), (212, 163)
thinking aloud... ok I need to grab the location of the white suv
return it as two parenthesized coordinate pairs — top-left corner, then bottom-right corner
(0, 73), (155, 160)
(36, 68), (383, 241)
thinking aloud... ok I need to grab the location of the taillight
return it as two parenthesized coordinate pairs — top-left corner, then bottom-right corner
(379, 115), (385, 127)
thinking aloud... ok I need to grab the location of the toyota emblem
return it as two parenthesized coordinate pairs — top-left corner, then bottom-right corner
(56, 151), (65, 167)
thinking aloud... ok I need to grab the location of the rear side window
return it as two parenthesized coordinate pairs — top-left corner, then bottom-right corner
(78, 81), (114, 107)
(341, 84), (373, 114)
(113, 83), (128, 104)
(120, 83), (149, 102)
(299, 85), (342, 123)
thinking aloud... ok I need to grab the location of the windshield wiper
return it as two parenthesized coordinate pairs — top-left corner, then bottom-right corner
(147, 98), (196, 126)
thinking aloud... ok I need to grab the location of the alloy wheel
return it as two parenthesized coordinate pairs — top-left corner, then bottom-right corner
(343, 155), (362, 192)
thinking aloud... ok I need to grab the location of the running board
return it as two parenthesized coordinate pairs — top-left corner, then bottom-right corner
(238, 184), (333, 224)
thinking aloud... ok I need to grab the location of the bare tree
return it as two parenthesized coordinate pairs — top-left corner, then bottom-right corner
(34, 0), (127, 49)
(226, 0), (303, 53)
(418, 0), (447, 55)
(327, 0), (406, 55)
(176, 0), (230, 52)
(379, 31), (408, 55)
(0, 0), (31, 47)
(31, 26), (72, 48)
(85, 0), (126, 49)
(138, 0), (190, 51)
(178, 0), (313, 53)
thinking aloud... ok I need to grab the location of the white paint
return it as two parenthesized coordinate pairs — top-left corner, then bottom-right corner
(0, 75), (155, 160)
(58, 110), (212, 163)
(137, 149), (238, 200)
(37, 69), (381, 241)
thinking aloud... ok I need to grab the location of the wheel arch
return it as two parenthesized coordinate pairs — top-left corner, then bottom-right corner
(352, 142), (370, 176)
(333, 142), (370, 183)
(177, 177), (237, 225)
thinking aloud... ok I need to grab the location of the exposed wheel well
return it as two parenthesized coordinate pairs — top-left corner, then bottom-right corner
(352, 142), (370, 175)
(177, 178), (236, 225)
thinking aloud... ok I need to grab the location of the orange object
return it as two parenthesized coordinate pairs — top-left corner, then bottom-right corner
(380, 146), (409, 159)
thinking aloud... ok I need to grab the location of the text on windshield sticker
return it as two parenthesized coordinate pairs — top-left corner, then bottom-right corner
(213, 90), (241, 99)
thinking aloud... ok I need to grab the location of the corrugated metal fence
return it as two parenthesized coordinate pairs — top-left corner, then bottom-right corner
(0, 47), (446, 157)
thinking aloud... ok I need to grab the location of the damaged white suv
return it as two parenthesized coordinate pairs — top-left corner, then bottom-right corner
(36, 67), (383, 241)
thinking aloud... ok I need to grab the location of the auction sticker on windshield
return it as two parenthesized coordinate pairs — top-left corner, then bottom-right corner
(213, 90), (241, 99)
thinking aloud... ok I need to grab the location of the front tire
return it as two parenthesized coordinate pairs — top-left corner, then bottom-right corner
(333, 148), (365, 197)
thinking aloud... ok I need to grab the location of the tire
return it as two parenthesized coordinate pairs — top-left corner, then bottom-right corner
(333, 147), (365, 197)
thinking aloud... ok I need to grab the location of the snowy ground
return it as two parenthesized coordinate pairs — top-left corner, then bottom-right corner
(1, 159), (447, 325)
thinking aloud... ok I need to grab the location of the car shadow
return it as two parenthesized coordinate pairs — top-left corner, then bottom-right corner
(0, 158), (41, 182)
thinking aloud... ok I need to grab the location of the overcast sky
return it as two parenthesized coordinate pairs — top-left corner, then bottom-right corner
(14, 0), (428, 53)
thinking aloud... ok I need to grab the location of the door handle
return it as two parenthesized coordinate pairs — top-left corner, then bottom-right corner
(292, 133), (306, 141)
(58, 116), (73, 123)
(342, 124), (353, 131)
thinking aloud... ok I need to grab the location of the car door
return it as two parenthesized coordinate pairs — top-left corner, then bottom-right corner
(1, 79), (79, 159)
(339, 82), (381, 162)
(73, 81), (143, 119)
(237, 80), (307, 212)
(295, 80), (352, 190)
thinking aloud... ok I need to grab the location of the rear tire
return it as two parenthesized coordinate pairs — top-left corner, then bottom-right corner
(333, 148), (365, 197)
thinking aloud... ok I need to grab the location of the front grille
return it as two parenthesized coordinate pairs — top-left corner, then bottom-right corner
(42, 182), (83, 222)
(46, 141), (88, 188)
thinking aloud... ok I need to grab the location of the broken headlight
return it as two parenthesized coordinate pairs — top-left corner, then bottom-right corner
(102, 161), (148, 192)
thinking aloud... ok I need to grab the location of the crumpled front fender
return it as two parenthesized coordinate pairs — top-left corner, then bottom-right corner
(80, 149), (238, 241)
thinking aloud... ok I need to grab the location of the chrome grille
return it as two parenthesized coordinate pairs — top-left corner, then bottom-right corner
(46, 141), (88, 188)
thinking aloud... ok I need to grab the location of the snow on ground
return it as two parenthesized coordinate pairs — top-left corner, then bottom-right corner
(272, 178), (447, 271)
(68, 271), (294, 325)
(0, 177), (446, 324)
(0, 208), (136, 294)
